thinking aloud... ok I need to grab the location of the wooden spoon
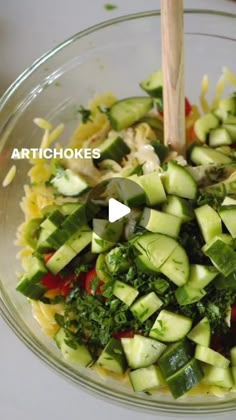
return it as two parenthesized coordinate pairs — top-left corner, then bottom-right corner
(161, 0), (185, 155)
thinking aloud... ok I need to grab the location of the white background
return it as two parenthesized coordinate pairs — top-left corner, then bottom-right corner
(1, 1), (236, 419)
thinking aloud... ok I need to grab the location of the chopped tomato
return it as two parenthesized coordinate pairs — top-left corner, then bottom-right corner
(113, 331), (134, 340)
(185, 97), (192, 117)
(41, 272), (62, 289)
(211, 335), (224, 353)
(43, 252), (55, 263)
(85, 268), (104, 295)
(59, 274), (76, 295)
(158, 97), (192, 118)
(231, 304), (236, 323)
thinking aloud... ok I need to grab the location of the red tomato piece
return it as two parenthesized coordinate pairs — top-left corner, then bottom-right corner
(41, 272), (61, 289)
(43, 252), (55, 263)
(113, 331), (134, 340)
(185, 97), (192, 117)
(85, 268), (104, 295)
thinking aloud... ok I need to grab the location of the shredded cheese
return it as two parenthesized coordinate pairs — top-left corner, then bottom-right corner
(2, 165), (16, 187)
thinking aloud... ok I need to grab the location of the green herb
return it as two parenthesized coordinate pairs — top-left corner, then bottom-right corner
(77, 106), (92, 123)
(104, 3), (117, 10)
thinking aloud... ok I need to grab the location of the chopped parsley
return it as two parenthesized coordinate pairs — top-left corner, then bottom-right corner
(104, 3), (117, 11)
(77, 106), (92, 123)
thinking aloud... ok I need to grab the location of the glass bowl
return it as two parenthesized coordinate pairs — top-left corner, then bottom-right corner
(0, 9), (236, 415)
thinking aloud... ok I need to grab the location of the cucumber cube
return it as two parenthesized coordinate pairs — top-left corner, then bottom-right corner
(163, 161), (197, 200)
(230, 346), (236, 367)
(46, 244), (76, 274)
(166, 358), (203, 399)
(202, 365), (234, 388)
(140, 208), (182, 238)
(187, 317), (211, 347)
(158, 339), (193, 378)
(129, 365), (164, 392)
(121, 334), (166, 369)
(175, 284), (206, 306)
(162, 195), (194, 222)
(203, 238), (236, 276)
(150, 310), (192, 342)
(188, 264), (218, 289)
(97, 338), (127, 374)
(195, 204), (222, 243)
(138, 171), (166, 206)
(133, 233), (178, 269)
(96, 135), (130, 164)
(219, 205), (236, 238)
(16, 275), (47, 299)
(92, 219), (123, 254)
(131, 292), (163, 322)
(195, 344), (230, 368)
(113, 280), (139, 306)
(67, 225), (92, 253)
(55, 328), (93, 367)
(40, 210), (64, 231)
(194, 113), (219, 143)
(160, 244), (189, 286)
(27, 256), (47, 283)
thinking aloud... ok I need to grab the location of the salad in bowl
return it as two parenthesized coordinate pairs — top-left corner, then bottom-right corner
(12, 66), (236, 401)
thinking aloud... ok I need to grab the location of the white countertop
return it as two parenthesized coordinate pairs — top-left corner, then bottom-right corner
(1, 1), (236, 419)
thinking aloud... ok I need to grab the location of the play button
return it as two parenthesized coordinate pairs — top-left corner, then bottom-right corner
(108, 198), (131, 223)
(85, 177), (145, 241)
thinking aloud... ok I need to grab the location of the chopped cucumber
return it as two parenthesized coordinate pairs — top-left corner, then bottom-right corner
(175, 284), (206, 305)
(129, 365), (164, 392)
(150, 140), (168, 162)
(190, 145), (233, 165)
(16, 275), (47, 299)
(150, 310), (192, 342)
(24, 218), (42, 249)
(158, 339), (193, 378)
(97, 338), (127, 374)
(139, 208), (182, 238)
(46, 244), (76, 275)
(187, 317), (211, 347)
(61, 204), (87, 235)
(40, 209), (64, 231)
(140, 70), (163, 98)
(195, 204), (222, 243)
(92, 219), (123, 253)
(60, 202), (82, 216)
(51, 168), (89, 197)
(195, 344), (230, 368)
(95, 254), (112, 283)
(223, 123), (236, 142)
(188, 264), (218, 289)
(219, 205), (236, 238)
(26, 256), (47, 284)
(163, 161), (197, 199)
(113, 280), (139, 306)
(133, 233), (177, 270)
(217, 96), (236, 118)
(67, 225), (92, 253)
(203, 238), (236, 277)
(135, 254), (159, 275)
(131, 292), (163, 322)
(209, 128), (232, 147)
(121, 334), (166, 369)
(202, 365), (233, 389)
(162, 195), (194, 223)
(222, 196), (236, 206)
(160, 244), (190, 286)
(166, 358), (203, 399)
(215, 271), (236, 290)
(118, 176), (146, 207)
(96, 135), (130, 164)
(105, 246), (129, 274)
(230, 346), (236, 367)
(138, 171), (167, 206)
(109, 97), (153, 131)
(194, 113), (219, 142)
(37, 225), (56, 252)
(55, 328), (93, 367)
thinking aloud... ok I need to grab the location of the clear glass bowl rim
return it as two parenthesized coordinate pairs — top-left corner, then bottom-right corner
(1, 9), (236, 415)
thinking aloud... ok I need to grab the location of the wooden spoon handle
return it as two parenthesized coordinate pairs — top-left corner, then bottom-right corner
(161, 0), (185, 155)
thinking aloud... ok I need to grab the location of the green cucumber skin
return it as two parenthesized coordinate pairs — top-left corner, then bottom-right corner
(166, 358), (203, 399)
(109, 97), (153, 131)
(158, 339), (193, 378)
